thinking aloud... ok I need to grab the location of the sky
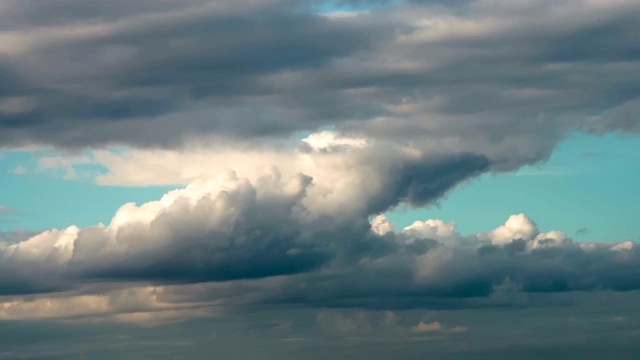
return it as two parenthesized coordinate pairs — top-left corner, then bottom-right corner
(0, 0), (639, 359)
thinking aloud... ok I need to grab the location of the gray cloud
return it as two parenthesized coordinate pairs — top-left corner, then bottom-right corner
(575, 227), (590, 236)
(0, 2), (639, 357)
(0, 163), (638, 317)
(0, 292), (639, 359)
(0, 0), (637, 162)
(1, 1), (640, 353)
(0, 0), (384, 148)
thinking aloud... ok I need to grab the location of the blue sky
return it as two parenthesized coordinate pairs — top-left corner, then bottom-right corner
(389, 132), (640, 242)
(3, 132), (638, 242)
(313, 0), (402, 12)
(0, 151), (174, 231)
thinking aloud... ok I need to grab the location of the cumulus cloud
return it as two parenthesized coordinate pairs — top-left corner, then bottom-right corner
(0, 135), (486, 293)
(0, 165), (638, 322)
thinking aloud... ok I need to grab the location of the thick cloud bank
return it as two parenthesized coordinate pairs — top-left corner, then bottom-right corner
(0, 134), (490, 295)
(1, 0), (639, 327)
(0, 0), (638, 165)
(0, 163), (637, 322)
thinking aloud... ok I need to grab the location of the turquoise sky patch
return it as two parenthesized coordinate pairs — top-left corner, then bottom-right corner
(387, 132), (640, 242)
(2, 132), (639, 242)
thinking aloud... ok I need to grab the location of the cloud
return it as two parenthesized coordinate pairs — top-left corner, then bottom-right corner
(0, 296), (638, 359)
(0, 165), (639, 322)
(575, 227), (590, 236)
(315, 309), (466, 337)
(7, 165), (26, 174)
(410, 320), (441, 333)
(0, 228), (39, 244)
(0, 0), (637, 170)
(1, 0), (640, 328)
(1, 130), (491, 298)
(446, 326), (468, 333)
(0, 147), (484, 289)
(0, 0), (383, 148)
(0, 206), (17, 215)
(0, 285), (215, 324)
(1, 2), (639, 358)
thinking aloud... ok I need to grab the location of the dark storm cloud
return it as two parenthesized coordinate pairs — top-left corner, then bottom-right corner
(241, 242), (640, 311)
(0, 0), (385, 148)
(0, 0), (638, 151)
(392, 153), (489, 207)
(331, 150), (491, 215)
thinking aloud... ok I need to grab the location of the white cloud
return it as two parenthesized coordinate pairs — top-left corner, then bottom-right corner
(0, 147), (636, 322)
(0, 285), (216, 324)
(8, 165), (26, 175)
(371, 214), (395, 236)
(480, 213), (538, 245)
(0, 186), (638, 322)
(610, 241), (634, 252)
(301, 131), (368, 151)
(402, 219), (457, 242)
(2, 225), (78, 263)
(410, 321), (442, 333)
(527, 230), (571, 251)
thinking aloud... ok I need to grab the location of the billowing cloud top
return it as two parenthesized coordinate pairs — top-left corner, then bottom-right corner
(1, 163), (639, 322)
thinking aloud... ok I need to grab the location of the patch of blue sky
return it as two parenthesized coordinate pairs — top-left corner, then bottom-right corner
(2, 133), (639, 243)
(313, 0), (403, 14)
(0, 150), (175, 232)
(386, 132), (640, 243)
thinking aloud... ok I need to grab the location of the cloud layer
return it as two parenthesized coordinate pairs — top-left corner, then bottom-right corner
(0, 0), (638, 164)
(1, 163), (637, 322)
(1, 2), (640, 359)
(1, 0), (639, 331)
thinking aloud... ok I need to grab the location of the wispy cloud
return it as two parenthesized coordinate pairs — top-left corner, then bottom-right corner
(575, 227), (590, 236)
(0, 205), (17, 215)
(509, 168), (576, 177)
